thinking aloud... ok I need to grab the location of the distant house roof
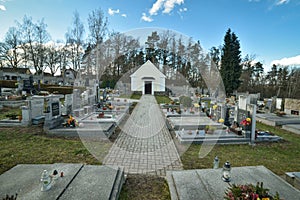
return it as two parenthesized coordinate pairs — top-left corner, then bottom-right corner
(64, 68), (77, 78)
(130, 60), (166, 78)
(0, 67), (31, 74)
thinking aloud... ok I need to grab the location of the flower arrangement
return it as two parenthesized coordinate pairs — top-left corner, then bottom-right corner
(224, 182), (281, 200)
(205, 125), (217, 134)
(213, 105), (218, 110)
(240, 118), (251, 126)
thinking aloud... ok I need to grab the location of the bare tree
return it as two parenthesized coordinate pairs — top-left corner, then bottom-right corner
(44, 42), (64, 76)
(88, 8), (108, 46)
(18, 15), (50, 74)
(65, 10), (85, 70)
(36, 19), (50, 73)
(87, 8), (108, 79)
(0, 26), (23, 68)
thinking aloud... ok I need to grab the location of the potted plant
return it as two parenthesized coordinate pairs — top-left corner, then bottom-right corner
(205, 125), (216, 134)
(98, 112), (105, 118)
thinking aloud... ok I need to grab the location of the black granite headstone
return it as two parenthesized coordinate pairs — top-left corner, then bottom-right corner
(52, 102), (60, 117)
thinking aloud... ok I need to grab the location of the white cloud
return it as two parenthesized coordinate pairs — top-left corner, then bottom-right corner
(271, 55), (300, 66)
(179, 7), (187, 12)
(276, 0), (289, 5)
(108, 8), (120, 16)
(149, 0), (165, 15)
(163, 0), (184, 13)
(0, 4), (6, 11)
(145, 0), (185, 21)
(141, 13), (153, 22)
(108, 8), (127, 18)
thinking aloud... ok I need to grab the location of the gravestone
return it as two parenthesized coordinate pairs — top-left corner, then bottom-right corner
(65, 94), (73, 115)
(238, 95), (249, 110)
(21, 98), (44, 126)
(82, 90), (89, 105)
(42, 95), (64, 130)
(276, 98), (283, 110)
(73, 89), (81, 110)
(212, 103), (225, 122)
(270, 96), (277, 113)
(17, 76), (23, 95)
(31, 98), (45, 125)
(247, 104), (257, 143)
(21, 101), (31, 126)
(23, 75), (34, 94)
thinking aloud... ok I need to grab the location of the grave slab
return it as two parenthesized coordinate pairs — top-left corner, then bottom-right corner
(60, 165), (124, 200)
(256, 113), (300, 126)
(0, 163), (83, 200)
(167, 116), (223, 130)
(0, 164), (125, 200)
(282, 124), (300, 135)
(166, 166), (300, 200)
(48, 122), (116, 138)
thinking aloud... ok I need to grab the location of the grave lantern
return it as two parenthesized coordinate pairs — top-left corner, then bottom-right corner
(222, 161), (231, 182)
(41, 170), (52, 191)
(213, 156), (219, 169)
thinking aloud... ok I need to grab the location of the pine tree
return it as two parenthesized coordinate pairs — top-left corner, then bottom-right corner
(220, 29), (242, 96)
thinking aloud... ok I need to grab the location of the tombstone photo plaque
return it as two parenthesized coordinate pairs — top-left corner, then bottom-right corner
(52, 102), (60, 117)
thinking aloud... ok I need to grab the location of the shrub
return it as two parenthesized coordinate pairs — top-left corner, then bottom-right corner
(179, 96), (192, 107)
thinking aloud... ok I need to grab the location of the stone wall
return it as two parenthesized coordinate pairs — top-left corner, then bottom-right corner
(284, 98), (300, 115)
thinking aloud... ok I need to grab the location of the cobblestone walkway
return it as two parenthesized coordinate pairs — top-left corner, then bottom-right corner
(103, 95), (182, 176)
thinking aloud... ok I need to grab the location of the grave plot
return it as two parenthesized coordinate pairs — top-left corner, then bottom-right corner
(256, 113), (300, 126)
(166, 166), (300, 200)
(255, 130), (282, 142)
(0, 164), (125, 200)
(165, 110), (249, 144)
(282, 124), (300, 135)
(163, 94), (281, 144)
(174, 129), (248, 144)
(167, 116), (223, 130)
(49, 98), (131, 139)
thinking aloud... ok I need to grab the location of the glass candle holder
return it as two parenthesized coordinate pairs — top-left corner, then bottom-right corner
(222, 161), (231, 182)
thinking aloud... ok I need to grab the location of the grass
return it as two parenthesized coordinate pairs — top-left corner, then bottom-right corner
(119, 94), (141, 99)
(155, 95), (172, 104)
(119, 174), (171, 200)
(118, 94), (171, 104)
(180, 122), (300, 175)
(1, 110), (299, 199)
(0, 126), (100, 174)
(0, 106), (22, 120)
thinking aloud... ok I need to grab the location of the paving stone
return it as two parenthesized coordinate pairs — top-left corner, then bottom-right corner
(103, 95), (182, 175)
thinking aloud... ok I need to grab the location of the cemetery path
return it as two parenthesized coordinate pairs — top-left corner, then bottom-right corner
(103, 95), (182, 176)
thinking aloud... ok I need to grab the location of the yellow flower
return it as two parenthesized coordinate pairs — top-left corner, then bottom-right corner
(213, 105), (218, 110)
(219, 118), (224, 123)
(246, 118), (251, 122)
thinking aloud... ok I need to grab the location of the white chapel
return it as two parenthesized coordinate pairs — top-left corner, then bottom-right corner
(130, 60), (166, 95)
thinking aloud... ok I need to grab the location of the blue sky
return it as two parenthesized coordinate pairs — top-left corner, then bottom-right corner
(0, 0), (300, 70)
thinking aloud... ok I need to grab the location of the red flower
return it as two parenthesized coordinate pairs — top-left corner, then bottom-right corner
(240, 119), (251, 126)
